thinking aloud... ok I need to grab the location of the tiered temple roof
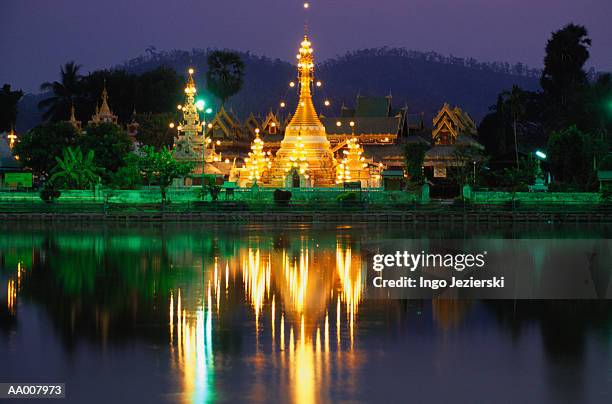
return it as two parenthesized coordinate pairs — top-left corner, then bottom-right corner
(431, 103), (477, 145)
(322, 95), (411, 145)
(89, 83), (118, 125)
(424, 103), (483, 170)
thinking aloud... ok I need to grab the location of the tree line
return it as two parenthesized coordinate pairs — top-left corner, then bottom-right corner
(474, 24), (611, 192)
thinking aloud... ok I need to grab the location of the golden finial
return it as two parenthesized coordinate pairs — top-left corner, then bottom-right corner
(185, 68), (196, 94)
(101, 79), (108, 102)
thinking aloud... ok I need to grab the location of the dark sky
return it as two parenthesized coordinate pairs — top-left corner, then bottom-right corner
(1, 0), (611, 93)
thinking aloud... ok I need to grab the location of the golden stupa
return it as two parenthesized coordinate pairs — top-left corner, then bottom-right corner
(266, 35), (336, 188)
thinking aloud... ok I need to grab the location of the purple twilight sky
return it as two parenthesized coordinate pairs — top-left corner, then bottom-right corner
(1, 0), (611, 93)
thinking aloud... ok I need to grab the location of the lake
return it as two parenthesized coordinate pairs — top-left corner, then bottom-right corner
(1, 222), (612, 403)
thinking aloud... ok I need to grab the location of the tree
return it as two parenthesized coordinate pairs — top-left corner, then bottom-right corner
(39, 61), (82, 122)
(108, 153), (142, 190)
(501, 85), (527, 169)
(206, 51), (245, 106)
(540, 24), (591, 130)
(448, 146), (487, 188)
(0, 84), (23, 131)
(80, 67), (183, 122)
(78, 123), (132, 173)
(547, 125), (600, 190)
(135, 113), (177, 149)
(495, 157), (538, 191)
(137, 146), (193, 203)
(585, 73), (612, 149)
(13, 122), (78, 176)
(50, 147), (101, 190)
(403, 143), (429, 184)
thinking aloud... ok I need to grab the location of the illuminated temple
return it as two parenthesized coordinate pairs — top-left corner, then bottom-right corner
(261, 35), (337, 188)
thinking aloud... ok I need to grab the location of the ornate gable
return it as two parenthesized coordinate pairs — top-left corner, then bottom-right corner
(261, 111), (281, 135)
(206, 106), (244, 141)
(244, 113), (261, 138)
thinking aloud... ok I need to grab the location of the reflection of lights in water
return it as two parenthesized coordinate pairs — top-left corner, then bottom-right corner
(283, 249), (309, 314)
(336, 244), (362, 348)
(169, 242), (364, 403)
(170, 287), (214, 404)
(7, 279), (16, 313)
(243, 249), (271, 329)
(7, 263), (25, 314)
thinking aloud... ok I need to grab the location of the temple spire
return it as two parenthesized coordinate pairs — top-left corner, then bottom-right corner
(99, 80), (112, 116)
(288, 34), (322, 127)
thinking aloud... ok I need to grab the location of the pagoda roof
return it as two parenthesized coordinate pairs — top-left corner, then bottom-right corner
(322, 116), (402, 136)
(355, 95), (392, 117)
(362, 143), (406, 161)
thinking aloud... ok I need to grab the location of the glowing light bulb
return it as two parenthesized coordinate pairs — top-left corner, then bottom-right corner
(216, 140), (221, 145)
(336, 121), (342, 127)
(316, 81), (322, 87)
(324, 100), (331, 106)
(169, 123), (175, 129)
(289, 82), (296, 88)
(349, 121), (355, 127)
(280, 101), (286, 108)
(188, 68), (194, 75)
(177, 105), (182, 110)
(304, 3), (309, 9)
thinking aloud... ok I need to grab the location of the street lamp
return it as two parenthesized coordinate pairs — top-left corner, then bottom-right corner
(535, 150), (547, 160)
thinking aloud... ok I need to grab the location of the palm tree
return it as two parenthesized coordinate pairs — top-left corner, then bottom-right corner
(206, 51), (245, 107)
(38, 61), (82, 122)
(502, 85), (526, 169)
(50, 146), (101, 190)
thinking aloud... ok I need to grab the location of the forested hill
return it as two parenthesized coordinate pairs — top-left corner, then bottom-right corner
(17, 48), (541, 131)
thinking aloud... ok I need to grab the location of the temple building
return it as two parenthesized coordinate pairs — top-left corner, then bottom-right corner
(261, 35), (337, 188)
(424, 103), (482, 175)
(0, 131), (27, 188)
(174, 69), (231, 184)
(204, 106), (251, 161)
(423, 103), (484, 196)
(88, 84), (119, 126)
(322, 95), (411, 146)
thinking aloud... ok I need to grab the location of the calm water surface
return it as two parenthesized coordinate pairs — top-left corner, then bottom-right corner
(1, 223), (612, 404)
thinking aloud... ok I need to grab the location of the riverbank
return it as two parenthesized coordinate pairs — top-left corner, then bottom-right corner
(1, 206), (610, 223)
(1, 188), (609, 223)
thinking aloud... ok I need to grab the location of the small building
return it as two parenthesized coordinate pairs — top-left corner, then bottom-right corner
(381, 170), (406, 191)
(423, 103), (484, 197)
(0, 133), (29, 188)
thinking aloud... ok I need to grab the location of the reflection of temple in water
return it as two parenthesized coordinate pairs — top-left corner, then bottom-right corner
(5, 224), (612, 404)
(168, 238), (365, 403)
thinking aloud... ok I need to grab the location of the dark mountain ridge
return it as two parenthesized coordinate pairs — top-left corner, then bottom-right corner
(16, 47), (542, 131)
